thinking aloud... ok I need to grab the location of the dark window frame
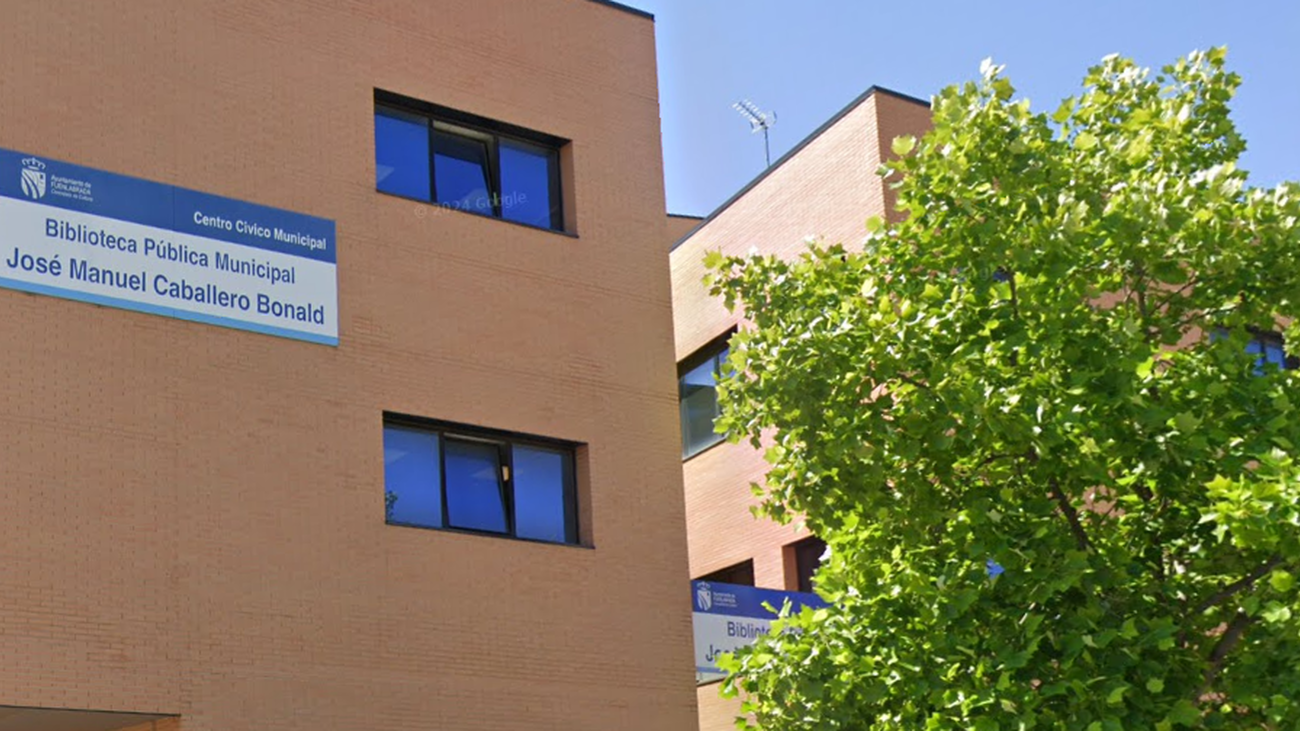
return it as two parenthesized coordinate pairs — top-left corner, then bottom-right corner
(383, 413), (580, 545)
(1247, 329), (1297, 371)
(375, 89), (567, 232)
(1213, 327), (1297, 373)
(790, 536), (827, 594)
(696, 559), (755, 587)
(678, 329), (736, 460)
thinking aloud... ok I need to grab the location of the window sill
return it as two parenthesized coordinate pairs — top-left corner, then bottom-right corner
(385, 519), (593, 550)
(682, 436), (728, 463)
(376, 190), (579, 239)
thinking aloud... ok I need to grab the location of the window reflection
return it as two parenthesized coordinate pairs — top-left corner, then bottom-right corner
(432, 130), (494, 216)
(500, 139), (557, 229)
(679, 346), (728, 458)
(443, 439), (508, 534)
(383, 427), (442, 527)
(374, 109), (431, 200)
(513, 446), (573, 543)
(381, 420), (579, 545)
(374, 93), (566, 231)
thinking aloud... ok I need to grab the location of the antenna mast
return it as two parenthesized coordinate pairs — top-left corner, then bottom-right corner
(732, 99), (777, 167)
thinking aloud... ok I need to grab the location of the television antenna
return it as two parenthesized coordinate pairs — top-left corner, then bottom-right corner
(732, 99), (777, 167)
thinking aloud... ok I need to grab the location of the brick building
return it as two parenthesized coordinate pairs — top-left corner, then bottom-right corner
(0, 1), (697, 729)
(670, 87), (933, 731)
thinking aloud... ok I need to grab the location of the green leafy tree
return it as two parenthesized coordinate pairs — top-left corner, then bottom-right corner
(706, 50), (1300, 729)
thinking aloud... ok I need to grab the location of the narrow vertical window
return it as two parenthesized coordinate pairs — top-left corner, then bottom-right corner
(512, 445), (576, 544)
(374, 108), (432, 199)
(679, 340), (730, 459)
(790, 536), (827, 594)
(383, 426), (443, 527)
(432, 126), (495, 216)
(443, 438), (509, 534)
(499, 139), (560, 229)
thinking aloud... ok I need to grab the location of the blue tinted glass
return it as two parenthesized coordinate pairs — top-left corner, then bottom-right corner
(1265, 341), (1286, 368)
(374, 110), (431, 199)
(444, 439), (507, 533)
(513, 446), (571, 543)
(1246, 338), (1287, 374)
(433, 131), (493, 215)
(680, 349), (726, 457)
(383, 427), (442, 527)
(500, 140), (557, 229)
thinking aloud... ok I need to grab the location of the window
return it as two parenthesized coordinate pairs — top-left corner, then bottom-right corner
(382, 416), (579, 544)
(374, 90), (566, 231)
(789, 536), (827, 593)
(679, 337), (732, 459)
(696, 559), (755, 587)
(1246, 331), (1293, 373)
(1214, 328), (1296, 374)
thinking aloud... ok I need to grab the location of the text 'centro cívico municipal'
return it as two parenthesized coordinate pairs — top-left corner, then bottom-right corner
(0, 146), (338, 346)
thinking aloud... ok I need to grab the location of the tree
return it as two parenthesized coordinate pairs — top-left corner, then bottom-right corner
(706, 49), (1300, 730)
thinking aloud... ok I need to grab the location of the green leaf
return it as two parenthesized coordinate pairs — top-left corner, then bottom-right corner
(1168, 700), (1199, 727)
(1270, 570), (1295, 593)
(1075, 132), (1098, 150)
(1261, 603), (1292, 624)
(891, 135), (916, 156)
(1172, 412), (1201, 432)
(1146, 678), (1165, 693)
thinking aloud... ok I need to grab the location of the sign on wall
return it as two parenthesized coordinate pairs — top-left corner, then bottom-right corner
(692, 580), (827, 684)
(0, 147), (337, 345)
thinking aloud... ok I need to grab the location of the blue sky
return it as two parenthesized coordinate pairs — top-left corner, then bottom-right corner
(626, 1), (1300, 217)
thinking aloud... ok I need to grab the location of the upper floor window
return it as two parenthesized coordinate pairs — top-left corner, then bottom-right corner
(1246, 331), (1293, 373)
(374, 90), (566, 232)
(679, 336), (731, 459)
(1214, 328), (1295, 375)
(383, 415), (578, 545)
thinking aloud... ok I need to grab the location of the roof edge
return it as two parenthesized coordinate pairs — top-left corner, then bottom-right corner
(584, 0), (654, 20)
(669, 85), (929, 252)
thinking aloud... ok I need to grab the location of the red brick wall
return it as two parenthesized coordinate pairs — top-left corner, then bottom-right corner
(671, 89), (931, 731)
(673, 90), (932, 578)
(667, 215), (704, 246)
(0, 1), (696, 729)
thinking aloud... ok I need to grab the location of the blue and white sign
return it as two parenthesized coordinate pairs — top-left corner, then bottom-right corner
(0, 147), (337, 345)
(692, 580), (826, 684)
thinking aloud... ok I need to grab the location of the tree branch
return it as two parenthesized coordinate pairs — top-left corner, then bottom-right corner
(1201, 612), (1254, 696)
(1007, 270), (1019, 319)
(1171, 303), (1239, 333)
(895, 373), (931, 391)
(1192, 555), (1284, 616)
(1025, 449), (1093, 552)
(1049, 478), (1092, 552)
(1152, 275), (1200, 314)
(1133, 267), (1157, 344)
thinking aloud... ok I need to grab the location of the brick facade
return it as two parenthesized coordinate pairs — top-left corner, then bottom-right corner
(671, 88), (932, 729)
(0, 1), (696, 729)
